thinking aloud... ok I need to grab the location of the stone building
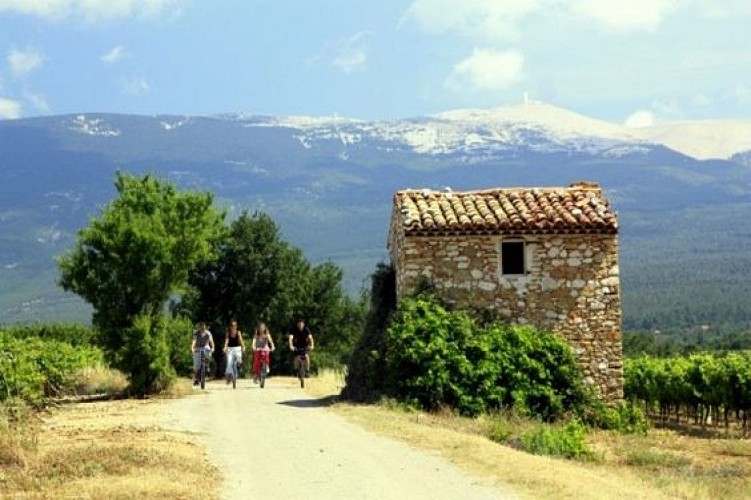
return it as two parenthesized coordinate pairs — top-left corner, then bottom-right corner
(387, 181), (623, 400)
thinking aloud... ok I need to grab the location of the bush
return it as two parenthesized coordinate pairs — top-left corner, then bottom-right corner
(120, 314), (175, 395)
(579, 400), (649, 434)
(471, 323), (587, 420)
(0, 323), (98, 345)
(385, 295), (478, 413)
(162, 316), (194, 377)
(382, 295), (586, 419)
(0, 332), (104, 404)
(342, 263), (396, 402)
(519, 420), (595, 460)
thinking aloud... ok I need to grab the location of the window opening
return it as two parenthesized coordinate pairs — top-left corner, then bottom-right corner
(501, 241), (526, 275)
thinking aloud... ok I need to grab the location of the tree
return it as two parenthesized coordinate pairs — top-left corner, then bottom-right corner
(186, 211), (364, 373)
(58, 172), (225, 392)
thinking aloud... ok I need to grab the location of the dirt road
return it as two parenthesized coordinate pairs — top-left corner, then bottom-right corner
(160, 377), (517, 500)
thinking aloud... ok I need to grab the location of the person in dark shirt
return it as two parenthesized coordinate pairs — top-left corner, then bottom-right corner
(287, 317), (314, 376)
(223, 320), (245, 384)
(191, 322), (215, 385)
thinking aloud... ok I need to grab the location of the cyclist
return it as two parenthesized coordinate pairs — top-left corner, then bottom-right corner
(191, 322), (215, 386)
(287, 317), (314, 377)
(252, 322), (275, 383)
(223, 320), (246, 385)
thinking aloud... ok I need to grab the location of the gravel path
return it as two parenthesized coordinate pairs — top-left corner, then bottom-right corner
(160, 377), (517, 500)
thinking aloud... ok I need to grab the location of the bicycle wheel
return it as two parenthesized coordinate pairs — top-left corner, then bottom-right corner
(260, 361), (267, 388)
(200, 352), (206, 390)
(298, 358), (305, 388)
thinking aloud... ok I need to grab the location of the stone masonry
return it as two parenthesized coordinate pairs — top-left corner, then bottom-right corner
(388, 182), (623, 401)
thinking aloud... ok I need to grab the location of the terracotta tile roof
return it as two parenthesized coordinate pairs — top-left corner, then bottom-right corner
(393, 181), (618, 236)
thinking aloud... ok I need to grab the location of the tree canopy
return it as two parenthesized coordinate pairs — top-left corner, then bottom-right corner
(186, 211), (364, 372)
(58, 172), (225, 391)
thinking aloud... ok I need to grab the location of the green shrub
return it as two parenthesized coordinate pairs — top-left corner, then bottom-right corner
(162, 315), (194, 376)
(0, 323), (98, 345)
(342, 263), (396, 402)
(120, 314), (175, 395)
(487, 419), (513, 443)
(519, 420), (595, 460)
(579, 400), (650, 435)
(0, 332), (104, 404)
(382, 295), (586, 419)
(0, 343), (45, 405)
(385, 295), (478, 413)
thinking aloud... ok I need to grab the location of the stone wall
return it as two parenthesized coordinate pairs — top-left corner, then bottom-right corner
(390, 230), (623, 401)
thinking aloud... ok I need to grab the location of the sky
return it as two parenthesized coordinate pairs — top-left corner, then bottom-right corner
(0, 0), (750, 126)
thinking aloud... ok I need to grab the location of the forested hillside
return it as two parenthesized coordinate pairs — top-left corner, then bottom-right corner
(0, 113), (750, 337)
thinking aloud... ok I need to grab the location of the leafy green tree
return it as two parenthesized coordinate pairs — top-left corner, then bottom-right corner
(342, 263), (396, 402)
(58, 172), (225, 393)
(185, 211), (363, 373)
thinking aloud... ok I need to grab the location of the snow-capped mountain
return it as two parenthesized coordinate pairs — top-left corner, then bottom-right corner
(633, 119), (751, 160)
(228, 100), (751, 161)
(1, 102), (750, 325)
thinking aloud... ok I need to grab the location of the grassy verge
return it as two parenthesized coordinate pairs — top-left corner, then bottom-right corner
(310, 369), (751, 499)
(0, 378), (218, 499)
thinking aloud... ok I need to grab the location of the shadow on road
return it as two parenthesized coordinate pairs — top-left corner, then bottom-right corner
(277, 395), (339, 408)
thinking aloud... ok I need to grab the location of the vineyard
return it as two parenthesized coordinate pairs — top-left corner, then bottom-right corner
(624, 352), (751, 436)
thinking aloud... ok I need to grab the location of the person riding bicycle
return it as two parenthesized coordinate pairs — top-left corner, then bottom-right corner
(223, 320), (246, 385)
(287, 317), (314, 377)
(191, 322), (215, 386)
(252, 322), (275, 383)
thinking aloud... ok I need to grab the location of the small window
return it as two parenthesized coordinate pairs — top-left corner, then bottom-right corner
(501, 241), (526, 275)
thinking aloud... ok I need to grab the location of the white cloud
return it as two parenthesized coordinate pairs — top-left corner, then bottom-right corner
(101, 45), (126, 64)
(0, 0), (182, 21)
(446, 48), (524, 92)
(403, 0), (544, 40)
(332, 32), (369, 73)
(0, 96), (22, 118)
(570, 0), (678, 33)
(8, 47), (44, 78)
(23, 89), (50, 114)
(307, 32), (370, 74)
(624, 110), (655, 127)
(121, 76), (149, 96)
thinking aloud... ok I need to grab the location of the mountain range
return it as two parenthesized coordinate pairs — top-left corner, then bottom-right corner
(1, 100), (749, 331)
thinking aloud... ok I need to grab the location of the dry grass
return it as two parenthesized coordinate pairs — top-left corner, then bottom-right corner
(70, 364), (129, 396)
(0, 398), (218, 499)
(306, 371), (751, 499)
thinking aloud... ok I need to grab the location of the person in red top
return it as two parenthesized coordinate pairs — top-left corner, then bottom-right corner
(252, 322), (275, 383)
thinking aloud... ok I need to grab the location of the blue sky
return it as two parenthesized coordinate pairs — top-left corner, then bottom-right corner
(0, 0), (750, 125)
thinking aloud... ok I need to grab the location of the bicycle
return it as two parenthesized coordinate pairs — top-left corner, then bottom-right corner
(292, 347), (308, 388)
(252, 347), (271, 388)
(255, 347), (271, 389)
(226, 347), (242, 389)
(198, 347), (213, 390)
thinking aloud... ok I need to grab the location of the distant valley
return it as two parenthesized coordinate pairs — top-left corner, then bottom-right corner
(0, 101), (749, 332)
